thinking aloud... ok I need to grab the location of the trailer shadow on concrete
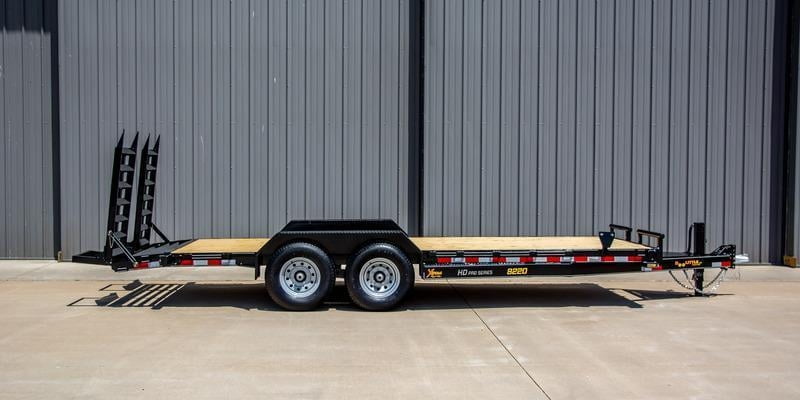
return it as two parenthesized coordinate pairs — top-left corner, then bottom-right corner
(68, 279), (717, 311)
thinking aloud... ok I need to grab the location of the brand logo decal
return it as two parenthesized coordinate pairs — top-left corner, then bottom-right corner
(425, 269), (443, 278)
(674, 259), (702, 268)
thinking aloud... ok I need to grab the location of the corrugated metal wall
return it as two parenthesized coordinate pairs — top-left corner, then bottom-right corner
(58, 0), (412, 259)
(0, 0), (56, 259)
(423, 0), (782, 261)
(0, 0), (793, 263)
(790, 11), (800, 264)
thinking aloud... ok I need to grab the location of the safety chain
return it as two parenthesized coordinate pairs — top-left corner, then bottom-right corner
(668, 268), (728, 295)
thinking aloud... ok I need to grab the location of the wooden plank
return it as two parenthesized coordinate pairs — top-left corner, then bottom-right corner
(410, 236), (649, 251)
(172, 238), (270, 254)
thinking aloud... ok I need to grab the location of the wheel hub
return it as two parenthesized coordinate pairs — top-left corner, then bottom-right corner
(359, 258), (401, 298)
(279, 257), (321, 298)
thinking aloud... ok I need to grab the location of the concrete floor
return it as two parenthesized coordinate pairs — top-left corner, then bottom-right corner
(1, 261), (799, 399)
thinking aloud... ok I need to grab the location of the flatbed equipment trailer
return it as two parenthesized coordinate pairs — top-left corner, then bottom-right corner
(74, 134), (739, 311)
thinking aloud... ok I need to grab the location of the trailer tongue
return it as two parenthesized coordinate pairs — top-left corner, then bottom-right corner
(73, 134), (739, 311)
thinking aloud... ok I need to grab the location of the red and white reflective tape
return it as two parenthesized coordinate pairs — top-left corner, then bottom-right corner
(712, 260), (733, 268)
(435, 254), (644, 265)
(573, 255), (644, 263)
(134, 260), (162, 269)
(178, 258), (237, 267)
(134, 259), (237, 269)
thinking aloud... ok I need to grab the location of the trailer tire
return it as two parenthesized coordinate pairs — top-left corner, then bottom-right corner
(346, 243), (414, 311)
(265, 242), (335, 311)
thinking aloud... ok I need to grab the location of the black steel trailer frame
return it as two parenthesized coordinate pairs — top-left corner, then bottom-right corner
(74, 134), (738, 310)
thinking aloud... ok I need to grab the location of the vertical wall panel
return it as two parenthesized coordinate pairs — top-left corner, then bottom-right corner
(612, 0), (634, 227)
(518, 0), (539, 236)
(59, 0), (80, 259)
(192, 0), (212, 237)
(442, 0), (462, 235)
(499, 0), (521, 235)
(230, 0), (249, 236)
(248, 0), (267, 237)
(22, 0), (45, 257)
(422, 0), (442, 235)
(306, 0), (324, 219)
(574, 0), (595, 235)
(0, 0), (55, 258)
(425, 0), (782, 262)
(266, 0), (288, 235)
(211, 0), (231, 236)
(687, 0), (710, 231)
(537, 0), (556, 235)
(667, 0), (690, 243)
(52, 0), (412, 259)
(174, 0), (194, 239)
(154, 0), (175, 238)
(742, 0), (767, 256)
(460, 0), (483, 235)
(360, 0), (378, 218)
(555, 0), (575, 234)
(323, 0), (344, 220)
(6, 0), (26, 256)
(0, 0), (7, 257)
(593, 0), (614, 232)
(705, 0), (728, 249)
(630, 0), (653, 234)
(342, 0), (362, 224)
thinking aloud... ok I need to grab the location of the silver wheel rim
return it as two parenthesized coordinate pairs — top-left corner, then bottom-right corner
(359, 257), (401, 298)
(278, 257), (321, 298)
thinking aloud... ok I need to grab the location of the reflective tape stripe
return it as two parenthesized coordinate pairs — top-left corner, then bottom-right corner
(175, 258), (237, 267)
(432, 253), (646, 266)
(712, 260), (732, 268)
(133, 261), (161, 269)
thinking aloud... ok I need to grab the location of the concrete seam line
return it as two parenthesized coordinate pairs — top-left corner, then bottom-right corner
(446, 280), (552, 400)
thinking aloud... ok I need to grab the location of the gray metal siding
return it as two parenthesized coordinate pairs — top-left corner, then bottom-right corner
(424, 0), (781, 262)
(0, 0), (792, 264)
(57, 0), (411, 259)
(0, 0), (55, 259)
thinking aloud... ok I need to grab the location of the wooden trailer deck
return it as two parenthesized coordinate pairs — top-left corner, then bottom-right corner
(409, 236), (649, 251)
(171, 236), (648, 255)
(172, 238), (270, 254)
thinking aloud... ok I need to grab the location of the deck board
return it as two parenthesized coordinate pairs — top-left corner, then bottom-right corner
(172, 238), (270, 254)
(171, 236), (648, 255)
(409, 236), (649, 251)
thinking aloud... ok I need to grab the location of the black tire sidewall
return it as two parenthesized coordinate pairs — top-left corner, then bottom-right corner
(346, 243), (414, 311)
(265, 242), (335, 311)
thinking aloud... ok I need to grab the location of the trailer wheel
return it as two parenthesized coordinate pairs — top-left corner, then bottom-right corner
(346, 243), (414, 311)
(265, 242), (335, 311)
